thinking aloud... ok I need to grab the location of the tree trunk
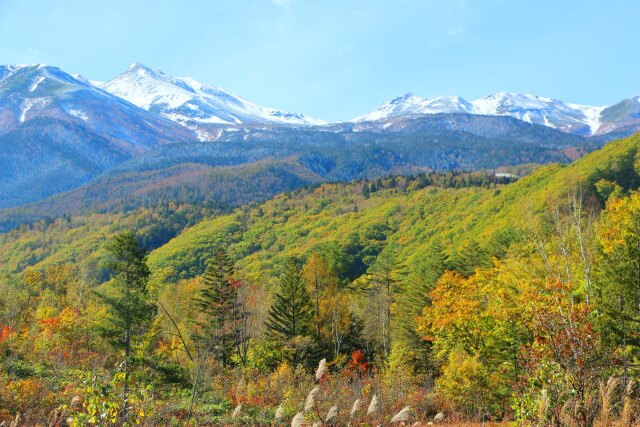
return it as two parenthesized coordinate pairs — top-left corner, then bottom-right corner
(123, 328), (130, 421)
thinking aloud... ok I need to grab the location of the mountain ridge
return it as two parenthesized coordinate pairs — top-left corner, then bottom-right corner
(100, 63), (326, 140)
(354, 91), (640, 137)
(6, 62), (639, 140)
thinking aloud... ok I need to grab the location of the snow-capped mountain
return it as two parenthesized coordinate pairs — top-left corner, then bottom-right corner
(353, 92), (639, 137)
(0, 64), (197, 208)
(597, 96), (640, 136)
(0, 64), (195, 147)
(472, 93), (604, 136)
(101, 63), (325, 139)
(352, 93), (475, 122)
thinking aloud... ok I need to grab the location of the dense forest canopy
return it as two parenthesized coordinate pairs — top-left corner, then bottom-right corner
(1, 134), (640, 425)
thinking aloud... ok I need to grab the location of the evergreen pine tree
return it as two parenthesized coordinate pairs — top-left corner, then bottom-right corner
(401, 240), (448, 326)
(266, 260), (313, 364)
(194, 248), (240, 367)
(363, 183), (371, 199)
(449, 240), (491, 277)
(97, 231), (155, 421)
(399, 240), (448, 374)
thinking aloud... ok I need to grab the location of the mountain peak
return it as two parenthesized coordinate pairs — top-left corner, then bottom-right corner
(0, 64), (46, 78)
(127, 62), (153, 72)
(6, 63), (47, 69)
(124, 62), (169, 80)
(101, 64), (325, 136)
(353, 93), (473, 122)
(392, 92), (415, 103)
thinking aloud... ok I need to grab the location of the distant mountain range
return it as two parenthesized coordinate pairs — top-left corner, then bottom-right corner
(354, 92), (640, 137)
(4, 62), (639, 137)
(94, 63), (640, 139)
(97, 64), (640, 139)
(0, 62), (638, 225)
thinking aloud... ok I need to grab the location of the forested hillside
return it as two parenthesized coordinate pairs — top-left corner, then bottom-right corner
(0, 134), (639, 425)
(0, 113), (602, 232)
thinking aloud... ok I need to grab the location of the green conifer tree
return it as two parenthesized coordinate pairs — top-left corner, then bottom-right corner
(400, 240), (448, 373)
(363, 183), (371, 199)
(266, 260), (313, 364)
(97, 231), (156, 420)
(194, 248), (239, 368)
(449, 240), (491, 277)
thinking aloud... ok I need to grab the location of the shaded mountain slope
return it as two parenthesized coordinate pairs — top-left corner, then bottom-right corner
(0, 114), (600, 230)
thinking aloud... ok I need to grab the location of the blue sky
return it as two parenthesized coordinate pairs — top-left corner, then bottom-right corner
(1, 0), (638, 121)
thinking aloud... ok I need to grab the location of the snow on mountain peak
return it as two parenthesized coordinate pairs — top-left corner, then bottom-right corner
(353, 93), (473, 122)
(354, 91), (613, 136)
(391, 93), (415, 104)
(126, 62), (163, 76)
(0, 63), (197, 146)
(127, 62), (144, 71)
(0, 64), (44, 83)
(101, 63), (326, 134)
